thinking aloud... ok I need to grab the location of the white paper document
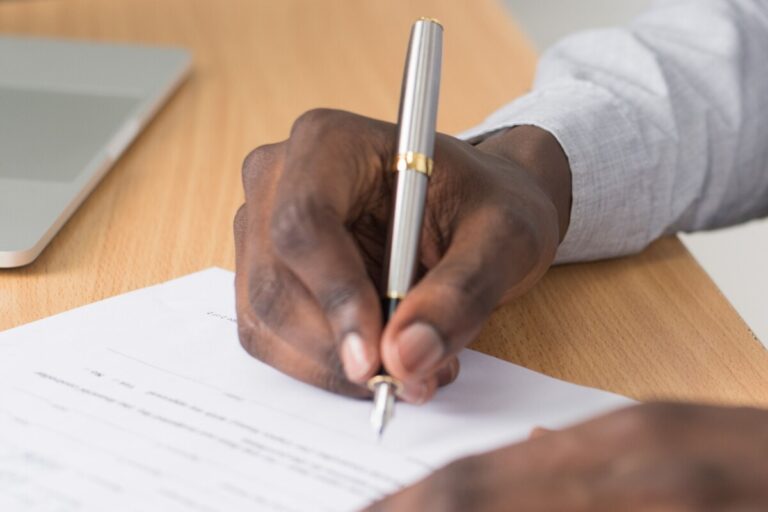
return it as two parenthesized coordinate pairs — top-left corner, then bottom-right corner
(0, 268), (632, 511)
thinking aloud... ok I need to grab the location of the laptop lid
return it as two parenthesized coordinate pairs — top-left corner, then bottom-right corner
(0, 37), (191, 267)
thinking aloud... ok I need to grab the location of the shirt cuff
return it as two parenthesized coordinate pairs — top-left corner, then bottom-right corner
(458, 80), (652, 264)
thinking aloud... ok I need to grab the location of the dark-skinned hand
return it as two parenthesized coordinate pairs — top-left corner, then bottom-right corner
(364, 402), (768, 511)
(234, 109), (571, 403)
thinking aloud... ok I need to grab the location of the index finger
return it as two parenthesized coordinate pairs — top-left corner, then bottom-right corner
(270, 109), (394, 383)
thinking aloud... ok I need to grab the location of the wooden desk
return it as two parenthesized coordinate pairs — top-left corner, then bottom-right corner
(2, 0), (766, 406)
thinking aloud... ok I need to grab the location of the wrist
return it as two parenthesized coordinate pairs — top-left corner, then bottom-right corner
(475, 126), (572, 242)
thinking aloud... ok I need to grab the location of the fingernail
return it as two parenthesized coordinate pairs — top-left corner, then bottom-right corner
(341, 332), (372, 382)
(396, 322), (444, 375)
(398, 382), (429, 405)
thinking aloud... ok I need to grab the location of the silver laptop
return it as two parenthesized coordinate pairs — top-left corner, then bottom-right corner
(0, 37), (191, 267)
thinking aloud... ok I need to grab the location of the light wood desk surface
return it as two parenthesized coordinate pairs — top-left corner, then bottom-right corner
(2, 0), (767, 406)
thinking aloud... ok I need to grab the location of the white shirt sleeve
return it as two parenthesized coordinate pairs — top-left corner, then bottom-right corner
(462, 0), (768, 263)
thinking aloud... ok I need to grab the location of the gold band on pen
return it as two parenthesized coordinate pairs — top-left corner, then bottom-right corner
(367, 375), (404, 394)
(386, 291), (406, 300)
(393, 151), (434, 177)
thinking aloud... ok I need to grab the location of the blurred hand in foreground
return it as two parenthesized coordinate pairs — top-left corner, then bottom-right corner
(364, 402), (768, 511)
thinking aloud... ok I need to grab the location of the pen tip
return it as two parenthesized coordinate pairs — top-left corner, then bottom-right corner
(371, 416), (385, 439)
(370, 379), (396, 441)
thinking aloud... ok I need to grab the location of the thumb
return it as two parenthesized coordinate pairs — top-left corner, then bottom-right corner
(380, 206), (553, 387)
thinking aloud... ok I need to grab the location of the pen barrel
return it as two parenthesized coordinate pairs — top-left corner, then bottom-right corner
(396, 19), (443, 157)
(385, 170), (428, 299)
(384, 18), (442, 301)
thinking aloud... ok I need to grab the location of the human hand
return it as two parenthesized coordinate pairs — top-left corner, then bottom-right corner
(364, 402), (768, 511)
(234, 109), (571, 403)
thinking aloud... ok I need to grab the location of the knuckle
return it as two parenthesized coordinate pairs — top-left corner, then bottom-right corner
(233, 204), (247, 240)
(270, 200), (312, 257)
(241, 143), (281, 191)
(271, 198), (331, 259)
(290, 108), (343, 137)
(242, 146), (263, 174)
(317, 279), (365, 317)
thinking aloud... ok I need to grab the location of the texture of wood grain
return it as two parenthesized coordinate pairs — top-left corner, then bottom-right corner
(2, 0), (766, 406)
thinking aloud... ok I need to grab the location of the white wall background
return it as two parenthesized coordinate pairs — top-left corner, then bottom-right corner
(501, 0), (768, 347)
(502, 0), (649, 50)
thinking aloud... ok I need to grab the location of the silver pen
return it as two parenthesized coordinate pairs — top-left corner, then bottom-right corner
(368, 18), (443, 438)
